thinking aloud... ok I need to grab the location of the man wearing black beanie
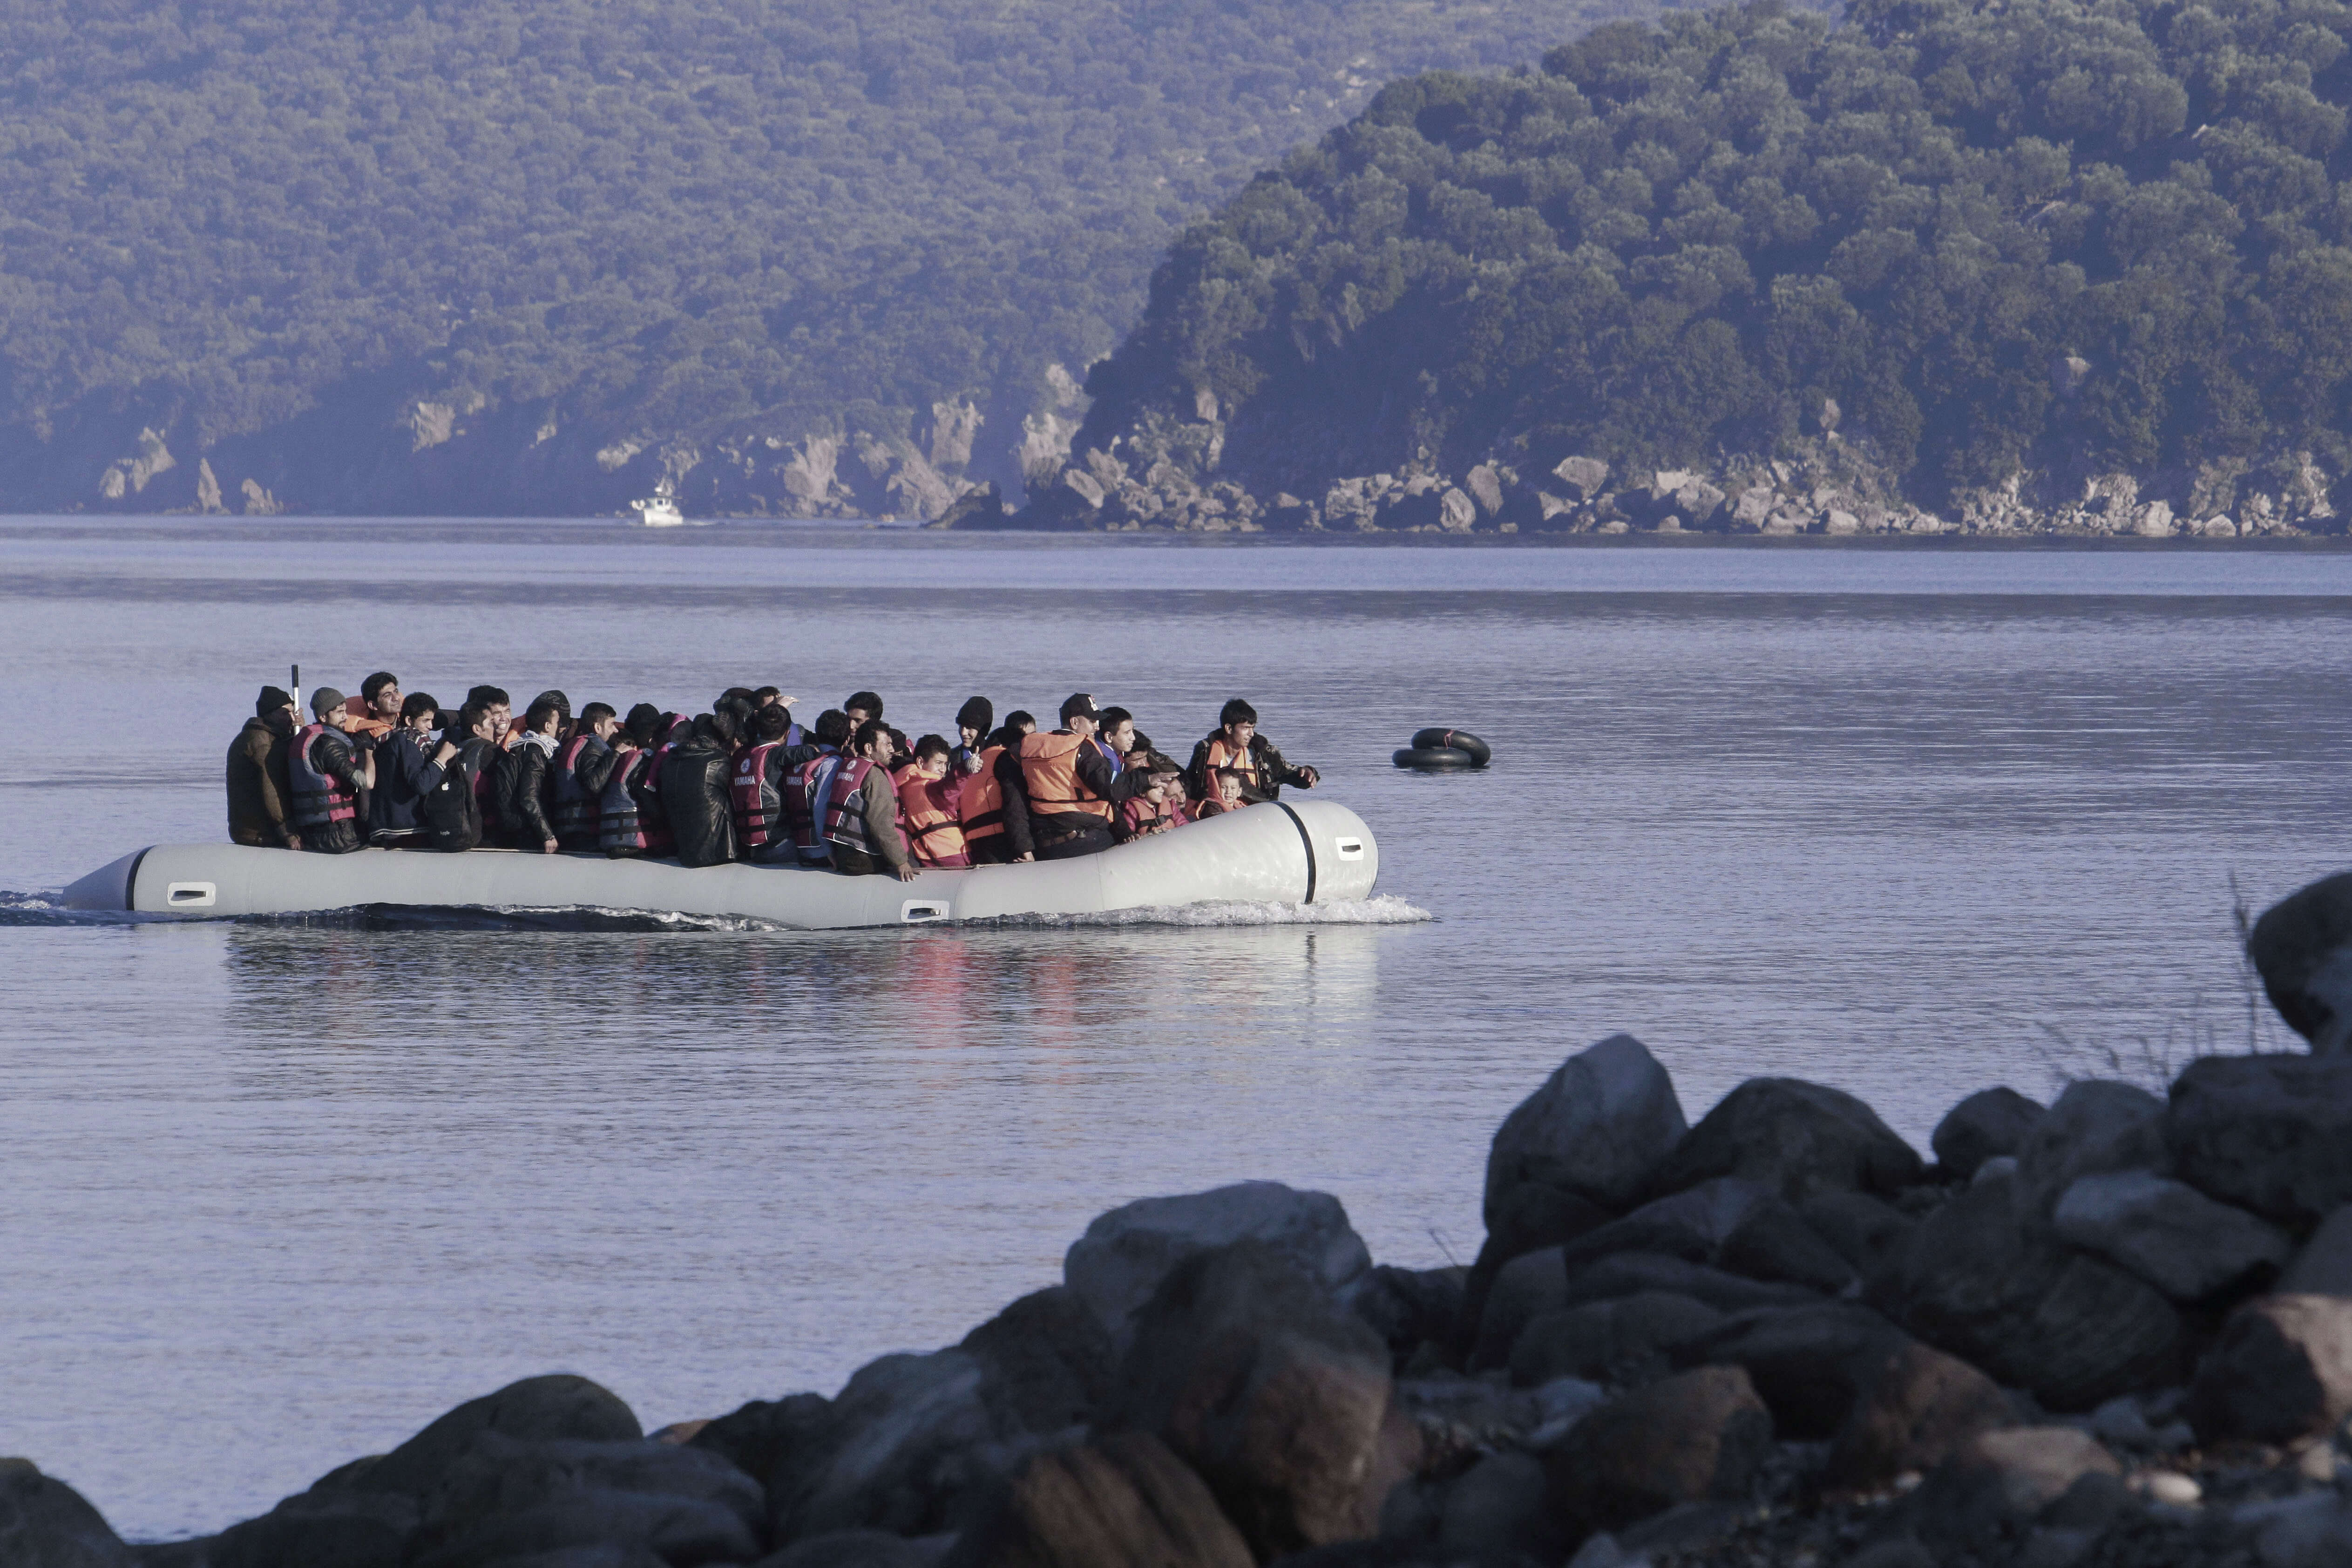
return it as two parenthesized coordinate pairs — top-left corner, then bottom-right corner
(227, 686), (303, 849)
(951, 695), (994, 774)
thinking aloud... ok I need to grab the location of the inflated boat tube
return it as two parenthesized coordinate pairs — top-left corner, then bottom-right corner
(1393, 746), (1480, 770)
(1409, 728), (1492, 766)
(58, 798), (1380, 930)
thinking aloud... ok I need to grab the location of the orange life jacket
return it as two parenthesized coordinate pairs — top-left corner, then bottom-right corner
(893, 764), (969, 867)
(1198, 733), (1261, 799)
(1020, 731), (1112, 821)
(958, 745), (1009, 842)
(341, 696), (395, 740)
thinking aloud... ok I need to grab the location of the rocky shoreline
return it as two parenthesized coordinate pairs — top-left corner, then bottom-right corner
(13, 872), (2352, 1568)
(945, 421), (2352, 538)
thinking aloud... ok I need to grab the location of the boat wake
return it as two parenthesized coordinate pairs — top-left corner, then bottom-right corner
(978, 895), (1432, 928)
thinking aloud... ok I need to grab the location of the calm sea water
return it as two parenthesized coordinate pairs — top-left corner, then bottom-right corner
(3, 519), (2349, 1540)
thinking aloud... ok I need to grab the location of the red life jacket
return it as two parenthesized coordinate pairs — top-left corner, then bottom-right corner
(636, 740), (682, 854)
(288, 724), (359, 828)
(820, 757), (877, 851)
(730, 740), (789, 852)
(598, 749), (652, 852)
(958, 745), (1009, 843)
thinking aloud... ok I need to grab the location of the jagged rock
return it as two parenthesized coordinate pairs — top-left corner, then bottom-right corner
(240, 477), (282, 515)
(1669, 1303), (1909, 1438)
(2051, 1170), (2290, 1302)
(1825, 509), (1860, 534)
(1558, 1251), (1820, 1315)
(1064, 1181), (1370, 1341)
(2166, 1053), (2352, 1222)
(1351, 1265), (1464, 1367)
(98, 427), (175, 499)
(196, 458), (224, 514)
(405, 1434), (763, 1568)
(690, 1393), (835, 1519)
(1459, 1184), (1611, 1349)
(1798, 1190), (1915, 1281)
(361, 1377), (646, 1497)
(1673, 480), (1727, 526)
(0, 1460), (134, 1568)
(1465, 465), (1506, 516)
(1552, 457), (1609, 500)
(930, 482), (1013, 529)
(2280, 1206), (2352, 1296)
(2249, 871), (2352, 1054)
(1824, 1340), (2014, 1491)
(1508, 1291), (1726, 1387)
(1542, 1367), (1772, 1535)
(928, 401), (982, 472)
(1650, 1078), (1922, 1202)
(2014, 1080), (2169, 1222)
(943, 1432), (1251, 1568)
(1470, 1246), (1569, 1371)
(1552, 1179), (1854, 1294)
(1879, 1176), (2182, 1410)
(2135, 501), (2176, 537)
(1483, 1034), (1688, 1221)
(1111, 1242), (1402, 1559)
(1438, 488), (1476, 531)
(2188, 1293), (2352, 1444)
(1729, 486), (1776, 530)
(1059, 469), (1106, 510)
(1932, 1088), (2044, 1181)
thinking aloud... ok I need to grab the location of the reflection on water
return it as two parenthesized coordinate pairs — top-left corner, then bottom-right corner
(4, 527), (2351, 1538)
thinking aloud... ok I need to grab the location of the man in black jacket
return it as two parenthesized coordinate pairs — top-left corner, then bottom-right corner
(288, 687), (375, 855)
(368, 692), (451, 844)
(1185, 698), (1320, 806)
(506, 696), (564, 853)
(662, 709), (740, 867)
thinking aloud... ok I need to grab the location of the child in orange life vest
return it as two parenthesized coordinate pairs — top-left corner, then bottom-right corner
(1192, 767), (1247, 819)
(1117, 763), (1192, 840)
(892, 733), (971, 868)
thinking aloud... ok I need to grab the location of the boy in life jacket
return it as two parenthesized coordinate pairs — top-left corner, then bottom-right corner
(893, 734), (970, 868)
(1192, 767), (1248, 819)
(597, 704), (667, 858)
(287, 686), (377, 854)
(1185, 697), (1320, 807)
(823, 721), (916, 880)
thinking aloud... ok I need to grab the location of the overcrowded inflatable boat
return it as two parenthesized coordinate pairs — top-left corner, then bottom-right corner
(61, 799), (1378, 929)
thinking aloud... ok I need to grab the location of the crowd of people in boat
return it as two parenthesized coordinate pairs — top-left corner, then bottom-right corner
(225, 675), (1321, 878)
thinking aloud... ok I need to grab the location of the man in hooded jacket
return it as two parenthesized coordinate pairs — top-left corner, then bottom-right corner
(662, 709), (740, 868)
(228, 686), (303, 848)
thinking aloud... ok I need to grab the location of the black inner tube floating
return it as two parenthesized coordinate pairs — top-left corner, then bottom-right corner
(1404, 727), (1492, 766)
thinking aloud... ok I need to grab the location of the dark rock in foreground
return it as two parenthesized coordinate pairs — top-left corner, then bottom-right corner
(43, 870), (2352, 1568)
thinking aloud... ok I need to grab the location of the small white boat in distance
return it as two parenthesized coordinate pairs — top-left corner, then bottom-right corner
(630, 479), (684, 527)
(61, 800), (1378, 930)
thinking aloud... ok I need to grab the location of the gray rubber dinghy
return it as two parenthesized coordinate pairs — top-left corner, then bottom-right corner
(63, 799), (1378, 929)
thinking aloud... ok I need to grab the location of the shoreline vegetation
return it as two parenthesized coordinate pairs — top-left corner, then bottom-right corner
(12, 869), (2352, 1567)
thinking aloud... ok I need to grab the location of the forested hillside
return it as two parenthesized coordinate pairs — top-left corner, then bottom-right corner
(1037, 0), (2352, 534)
(0, 0), (1611, 516)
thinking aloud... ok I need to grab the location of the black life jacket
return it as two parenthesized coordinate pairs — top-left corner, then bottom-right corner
(288, 724), (359, 829)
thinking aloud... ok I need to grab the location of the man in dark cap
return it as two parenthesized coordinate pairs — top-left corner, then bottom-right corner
(227, 686), (303, 848)
(287, 687), (375, 854)
(1000, 693), (1151, 861)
